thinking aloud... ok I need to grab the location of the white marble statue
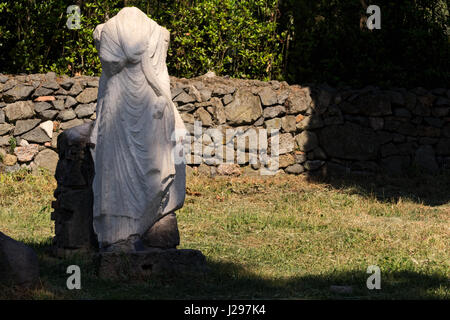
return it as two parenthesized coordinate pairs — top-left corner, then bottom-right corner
(90, 7), (187, 249)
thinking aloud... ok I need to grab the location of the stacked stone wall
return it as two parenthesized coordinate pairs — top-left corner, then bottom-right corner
(0, 72), (449, 177)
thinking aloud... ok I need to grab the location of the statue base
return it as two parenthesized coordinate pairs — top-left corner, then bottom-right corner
(51, 123), (208, 279)
(96, 248), (209, 280)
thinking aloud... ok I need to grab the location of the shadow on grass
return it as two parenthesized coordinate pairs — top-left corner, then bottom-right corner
(307, 169), (450, 207)
(2, 241), (448, 300)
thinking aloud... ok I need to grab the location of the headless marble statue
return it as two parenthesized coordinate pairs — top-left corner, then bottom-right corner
(90, 7), (187, 250)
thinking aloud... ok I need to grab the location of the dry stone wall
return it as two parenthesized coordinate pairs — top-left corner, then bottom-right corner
(0, 72), (449, 177)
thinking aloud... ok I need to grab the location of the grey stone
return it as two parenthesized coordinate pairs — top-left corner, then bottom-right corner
(417, 125), (440, 137)
(351, 161), (379, 173)
(0, 135), (11, 146)
(0, 110), (4, 124)
(253, 117), (264, 126)
(60, 118), (84, 130)
(368, 117), (384, 131)
(4, 101), (35, 121)
(381, 143), (399, 157)
(381, 155), (410, 175)
(277, 90), (289, 105)
(198, 88), (212, 102)
(176, 103), (196, 112)
(350, 93), (392, 116)
(323, 105), (343, 125)
(181, 113), (195, 124)
(76, 87), (98, 104)
(313, 147), (327, 160)
(52, 99), (66, 110)
(278, 133), (294, 155)
(194, 107), (213, 127)
(258, 87), (278, 106)
(142, 213), (180, 249)
(75, 103), (96, 118)
(319, 123), (380, 160)
(0, 232), (39, 287)
(3, 85), (35, 103)
(0, 123), (13, 136)
(317, 88), (334, 109)
(13, 119), (41, 136)
(432, 107), (449, 117)
(217, 163), (241, 176)
(294, 153), (307, 164)
(436, 138), (450, 155)
(21, 127), (51, 143)
(393, 108), (412, 118)
(281, 115), (296, 132)
(205, 97), (226, 124)
(3, 163), (20, 173)
(285, 164), (304, 174)
(58, 109), (77, 121)
(419, 137), (439, 145)
(265, 118), (281, 130)
(34, 148), (59, 173)
(443, 125), (450, 138)
(173, 91), (196, 104)
(34, 101), (52, 113)
(40, 110), (58, 120)
(435, 96), (450, 107)
(296, 115), (324, 130)
(213, 85), (235, 96)
(187, 85), (202, 102)
(65, 96), (78, 109)
(344, 115), (369, 127)
(414, 145), (439, 174)
(387, 90), (405, 106)
(286, 87), (312, 114)
(225, 89), (262, 125)
(279, 154), (296, 168)
(0, 74), (9, 83)
(68, 81), (83, 96)
(87, 80), (99, 87)
(51, 122), (97, 255)
(60, 79), (74, 90)
(171, 87), (185, 100)
(222, 94), (233, 105)
(96, 248), (208, 279)
(42, 81), (60, 90)
(424, 117), (444, 128)
(304, 160), (325, 171)
(295, 131), (318, 152)
(32, 86), (54, 98)
(44, 72), (57, 82)
(263, 105), (285, 119)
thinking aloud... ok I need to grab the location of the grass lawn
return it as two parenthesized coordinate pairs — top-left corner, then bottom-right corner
(0, 169), (449, 299)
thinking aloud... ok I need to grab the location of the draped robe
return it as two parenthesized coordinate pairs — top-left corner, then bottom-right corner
(90, 7), (186, 247)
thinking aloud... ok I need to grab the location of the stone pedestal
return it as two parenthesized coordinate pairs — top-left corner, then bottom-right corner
(96, 248), (208, 280)
(51, 123), (98, 257)
(51, 123), (208, 277)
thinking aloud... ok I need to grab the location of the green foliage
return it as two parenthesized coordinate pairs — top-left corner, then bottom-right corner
(8, 137), (16, 154)
(0, 0), (448, 86)
(0, 0), (283, 80)
(278, 0), (449, 87)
